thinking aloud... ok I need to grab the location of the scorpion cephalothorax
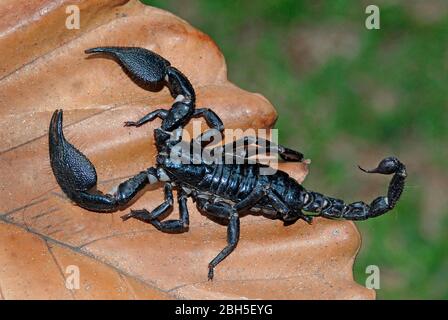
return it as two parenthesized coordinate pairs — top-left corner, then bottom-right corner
(49, 46), (407, 280)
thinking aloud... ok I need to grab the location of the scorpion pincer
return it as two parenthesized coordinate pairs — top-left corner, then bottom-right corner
(49, 46), (407, 280)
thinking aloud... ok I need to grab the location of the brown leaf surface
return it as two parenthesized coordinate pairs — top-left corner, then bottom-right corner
(0, 0), (374, 299)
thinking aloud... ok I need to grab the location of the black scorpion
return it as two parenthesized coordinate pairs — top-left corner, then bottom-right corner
(49, 47), (407, 280)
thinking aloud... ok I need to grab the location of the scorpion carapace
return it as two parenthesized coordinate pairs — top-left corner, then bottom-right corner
(49, 46), (407, 280)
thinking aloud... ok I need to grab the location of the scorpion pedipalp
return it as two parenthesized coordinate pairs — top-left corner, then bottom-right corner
(49, 109), (159, 212)
(85, 46), (171, 84)
(85, 46), (224, 136)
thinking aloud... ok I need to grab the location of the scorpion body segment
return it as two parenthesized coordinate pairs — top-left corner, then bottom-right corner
(156, 154), (406, 224)
(49, 46), (407, 280)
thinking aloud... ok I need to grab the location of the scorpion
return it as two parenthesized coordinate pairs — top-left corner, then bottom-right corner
(49, 47), (407, 280)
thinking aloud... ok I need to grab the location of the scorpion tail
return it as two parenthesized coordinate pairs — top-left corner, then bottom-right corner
(85, 46), (195, 101)
(303, 157), (407, 221)
(49, 110), (119, 212)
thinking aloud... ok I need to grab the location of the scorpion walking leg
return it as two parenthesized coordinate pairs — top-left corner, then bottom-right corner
(124, 107), (222, 131)
(266, 189), (312, 223)
(199, 201), (240, 280)
(192, 108), (224, 132)
(180, 107), (226, 154)
(198, 185), (267, 280)
(212, 136), (304, 162)
(121, 183), (173, 223)
(49, 109), (158, 212)
(123, 188), (190, 233)
(162, 107), (225, 157)
(151, 189), (190, 232)
(124, 109), (168, 127)
(246, 136), (303, 161)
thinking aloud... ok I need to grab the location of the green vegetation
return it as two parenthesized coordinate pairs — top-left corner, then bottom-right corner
(143, 0), (448, 299)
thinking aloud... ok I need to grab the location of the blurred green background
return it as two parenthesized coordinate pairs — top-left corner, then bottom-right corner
(142, 0), (448, 299)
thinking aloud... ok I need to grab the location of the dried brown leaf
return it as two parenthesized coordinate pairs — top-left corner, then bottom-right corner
(0, 0), (373, 300)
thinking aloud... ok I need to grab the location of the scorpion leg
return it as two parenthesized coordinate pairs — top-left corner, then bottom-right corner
(197, 185), (267, 280)
(212, 136), (304, 162)
(124, 109), (168, 127)
(49, 110), (159, 212)
(121, 183), (173, 222)
(151, 189), (190, 232)
(187, 129), (226, 163)
(189, 133), (304, 165)
(163, 107), (225, 158)
(198, 201), (240, 281)
(186, 108), (225, 152)
(122, 187), (190, 233)
(266, 189), (312, 223)
(248, 136), (304, 161)
(192, 108), (224, 132)
(266, 189), (290, 216)
(234, 184), (269, 211)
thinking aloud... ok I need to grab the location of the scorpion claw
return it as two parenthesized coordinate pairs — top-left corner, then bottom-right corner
(49, 109), (119, 212)
(49, 110), (96, 198)
(85, 47), (170, 85)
